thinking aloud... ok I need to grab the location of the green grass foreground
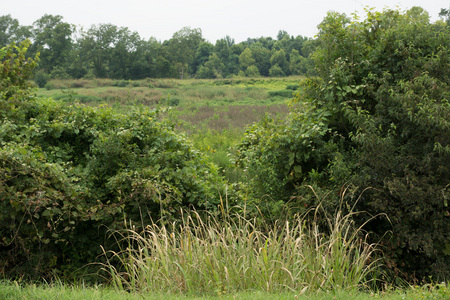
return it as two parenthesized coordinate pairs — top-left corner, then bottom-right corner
(1, 281), (449, 299)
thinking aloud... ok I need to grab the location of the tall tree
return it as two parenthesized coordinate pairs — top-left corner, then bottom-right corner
(270, 48), (288, 75)
(109, 27), (142, 79)
(239, 47), (255, 70)
(250, 43), (271, 76)
(0, 15), (20, 46)
(215, 36), (235, 76)
(439, 7), (450, 25)
(31, 14), (73, 73)
(78, 24), (118, 78)
(191, 41), (214, 75)
(197, 53), (225, 78)
(168, 27), (203, 79)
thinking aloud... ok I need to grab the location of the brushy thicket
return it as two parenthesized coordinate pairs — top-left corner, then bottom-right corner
(0, 41), (233, 280)
(235, 8), (450, 281)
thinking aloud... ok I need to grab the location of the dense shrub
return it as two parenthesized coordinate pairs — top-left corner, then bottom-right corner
(285, 84), (300, 90)
(0, 41), (233, 279)
(267, 89), (295, 98)
(236, 7), (450, 281)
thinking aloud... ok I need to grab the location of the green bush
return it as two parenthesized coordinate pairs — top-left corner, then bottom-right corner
(0, 96), (233, 279)
(285, 84), (299, 90)
(49, 67), (71, 79)
(44, 82), (55, 90)
(236, 7), (450, 281)
(268, 89), (294, 98)
(161, 95), (180, 106)
(269, 64), (285, 77)
(0, 143), (87, 279)
(0, 43), (234, 279)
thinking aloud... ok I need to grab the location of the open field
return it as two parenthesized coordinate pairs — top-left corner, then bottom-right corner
(36, 77), (301, 177)
(36, 77), (301, 132)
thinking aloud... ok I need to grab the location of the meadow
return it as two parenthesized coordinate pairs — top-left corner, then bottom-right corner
(36, 77), (299, 178)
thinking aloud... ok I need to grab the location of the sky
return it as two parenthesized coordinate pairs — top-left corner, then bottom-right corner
(1, 0), (448, 43)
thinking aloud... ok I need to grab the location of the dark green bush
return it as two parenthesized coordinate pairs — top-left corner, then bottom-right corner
(285, 84), (299, 90)
(268, 89), (295, 98)
(0, 42), (233, 279)
(236, 8), (450, 281)
(0, 96), (232, 279)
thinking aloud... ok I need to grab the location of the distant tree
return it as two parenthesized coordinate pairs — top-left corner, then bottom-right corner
(269, 64), (284, 77)
(246, 65), (260, 77)
(256, 36), (275, 50)
(291, 35), (307, 53)
(30, 14), (73, 73)
(215, 36), (235, 76)
(0, 15), (32, 47)
(109, 27), (142, 79)
(168, 27), (203, 79)
(0, 15), (20, 46)
(439, 7), (450, 25)
(141, 37), (173, 78)
(289, 49), (303, 75)
(191, 41), (214, 75)
(215, 36), (233, 60)
(227, 43), (245, 75)
(277, 30), (289, 41)
(197, 53), (225, 78)
(239, 48), (255, 70)
(250, 43), (271, 76)
(270, 49), (288, 74)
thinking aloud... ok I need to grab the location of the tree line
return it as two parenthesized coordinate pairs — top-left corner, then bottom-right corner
(0, 14), (316, 82)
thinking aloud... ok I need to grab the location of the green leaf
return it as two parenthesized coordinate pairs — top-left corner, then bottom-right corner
(288, 152), (295, 166)
(42, 209), (51, 217)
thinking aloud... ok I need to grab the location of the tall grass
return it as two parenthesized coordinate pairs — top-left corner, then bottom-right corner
(100, 204), (380, 296)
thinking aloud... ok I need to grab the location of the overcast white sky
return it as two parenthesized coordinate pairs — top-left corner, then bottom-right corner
(1, 0), (448, 42)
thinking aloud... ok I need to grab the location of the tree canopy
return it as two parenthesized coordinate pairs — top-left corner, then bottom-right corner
(0, 14), (316, 80)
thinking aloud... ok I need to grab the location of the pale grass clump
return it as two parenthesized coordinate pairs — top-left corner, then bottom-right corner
(100, 205), (380, 296)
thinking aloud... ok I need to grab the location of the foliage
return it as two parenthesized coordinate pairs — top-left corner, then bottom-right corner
(30, 14), (73, 74)
(1, 13), (315, 79)
(235, 7), (450, 281)
(0, 43), (233, 280)
(0, 40), (39, 102)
